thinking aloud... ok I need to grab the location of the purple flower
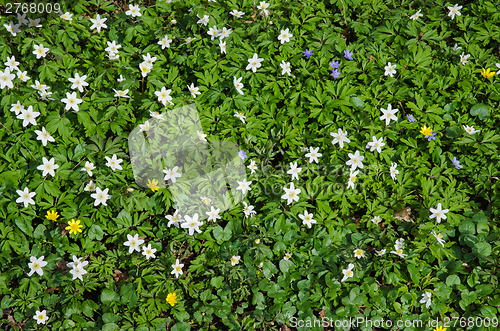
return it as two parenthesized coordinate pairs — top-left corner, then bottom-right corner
(302, 49), (313, 58)
(329, 60), (340, 69)
(331, 69), (340, 78)
(407, 114), (416, 122)
(344, 49), (353, 60)
(238, 150), (247, 161)
(427, 132), (437, 141)
(451, 156), (463, 170)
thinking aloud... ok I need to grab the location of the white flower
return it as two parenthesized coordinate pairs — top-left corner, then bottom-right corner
(380, 104), (399, 125)
(305, 147), (322, 163)
(496, 63), (500, 75)
(61, 92), (83, 112)
(105, 40), (121, 54)
(219, 40), (227, 54)
(371, 216), (381, 225)
(90, 187), (111, 206)
(278, 28), (293, 44)
(242, 201), (256, 218)
(463, 125), (480, 135)
(90, 14), (107, 32)
(67, 256), (88, 272)
(384, 62), (397, 77)
(139, 62), (152, 77)
(31, 80), (48, 92)
(142, 53), (157, 67)
(281, 182), (301, 205)
(69, 265), (87, 281)
(366, 136), (385, 153)
(459, 52), (470, 66)
(105, 154), (123, 171)
(17, 106), (40, 127)
(124, 234), (145, 253)
(390, 162), (399, 180)
(4, 22), (21, 36)
(234, 76), (244, 95)
(447, 4), (462, 20)
(33, 310), (48, 325)
(28, 18), (42, 28)
(258, 1), (270, 16)
(287, 161), (302, 181)
(230, 255), (241, 266)
(188, 83), (201, 98)
(431, 230), (446, 247)
(158, 35), (173, 49)
(84, 180), (96, 192)
(330, 128), (351, 148)
(16, 187), (36, 208)
(155, 87), (173, 106)
(61, 12), (73, 21)
(299, 210), (317, 228)
(33, 44), (49, 59)
(420, 291), (432, 309)
(376, 249), (386, 256)
(17, 70), (30, 82)
(283, 252), (292, 260)
(81, 161), (95, 176)
(341, 263), (354, 282)
(117, 75), (126, 83)
(68, 73), (89, 92)
(234, 112), (246, 123)
(37, 157), (59, 177)
(35, 127), (55, 146)
(197, 14), (209, 26)
(354, 249), (365, 259)
(429, 203), (449, 223)
(5, 56), (19, 70)
(410, 9), (423, 20)
(390, 247), (408, 258)
(171, 259), (184, 278)
(346, 150), (364, 171)
(219, 27), (232, 39)
(280, 60), (291, 76)
(126, 4), (142, 17)
(28, 256), (47, 276)
(17, 13), (29, 26)
(206, 206), (221, 222)
(149, 111), (164, 120)
(113, 89), (130, 98)
(0, 67), (16, 89)
(229, 10), (245, 18)
(451, 43), (462, 52)
(166, 211), (182, 228)
(142, 244), (157, 259)
(197, 130), (207, 142)
(347, 170), (359, 190)
(207, 26), (220, 40)
(10, 101), (24, 115)
(163, 166), (182, 183)
(181, 214), (203, 235)
(246, 53), (264, 73)
(201, 196), (211, 205)
(247, 160), (257, 174)
(236, 180), (252, 195)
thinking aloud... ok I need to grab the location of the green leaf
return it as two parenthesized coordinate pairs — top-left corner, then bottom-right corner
(470, 103), (489, 120)
(445, 274), (461, 287)
(473, 242), (492, 257)
(88, 225), (104, 241)
(15, 218), (33, 236)
(101, 289), (120, 304)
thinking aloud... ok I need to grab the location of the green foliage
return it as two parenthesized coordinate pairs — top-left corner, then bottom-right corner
(1, 0), (500, 330)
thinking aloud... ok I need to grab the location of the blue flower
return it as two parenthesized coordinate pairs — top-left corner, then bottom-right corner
(427, 132), (437, 141)
(344, 49), (353, 60)
(407, 114), (416, 122)
(451, 156), (463, 170)
(302, 49), (313, 58)
(329, 60), (340, 69)
(331, 69), (340, 78)
(238, 150), (247, 161)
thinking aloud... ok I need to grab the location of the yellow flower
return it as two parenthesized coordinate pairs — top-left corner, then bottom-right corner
(433, 326), (447, 331)
(166, 293), (177, 306)
(147, 179), (159, 192)
(481, 68), (495, 79)
(420, 125), (433, 136)
(46, 210), (60, 222)
(65, 219), (83, 235)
